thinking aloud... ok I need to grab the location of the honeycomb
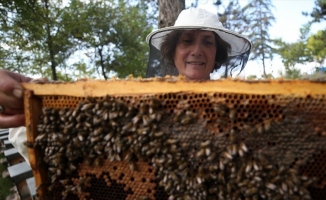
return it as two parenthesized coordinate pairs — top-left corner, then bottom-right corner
(23, 79), (326, 200)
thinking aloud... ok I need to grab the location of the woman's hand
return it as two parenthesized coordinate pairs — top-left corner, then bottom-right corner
(0, 69), (32, 128)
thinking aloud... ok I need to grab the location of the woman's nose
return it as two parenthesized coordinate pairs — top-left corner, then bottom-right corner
(191, 43), (203, 57)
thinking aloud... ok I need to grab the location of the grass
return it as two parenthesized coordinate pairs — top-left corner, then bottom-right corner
(0, 153), (13, 199)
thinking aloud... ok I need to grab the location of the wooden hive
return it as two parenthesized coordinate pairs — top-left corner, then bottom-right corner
(23, 78), (326, 200)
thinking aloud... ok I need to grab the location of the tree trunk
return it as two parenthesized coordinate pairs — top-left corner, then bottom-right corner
(158, 0), (185, 28)
(98, 47), (108, 80)
(44, 0), (57, 80)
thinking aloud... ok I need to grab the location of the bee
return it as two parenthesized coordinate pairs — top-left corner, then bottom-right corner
(94, 156), (104, 167)
(173, 111), (183, 123)
(35, 134), (47, 143)
(219, 160), (225, 170)
(196, 149), (205, 158)
(213, 104), (227, 117)
(154, 158), (165, 165)
(154, 131), (164, 138)
(281, 182), (288, 192)
(263, 120), (272, 131)
(85, 158), (94, 166)
(24, 141), (35, 148)
(90, 136), (101, 143)
(229, 129), (236, 141)
(207, 152), (217, 162)
(229, 109), (236, 120)
(178, 162), (188, 171)
(205, 147), (211, 156)
(132, 115), (141, 124)
(181, 117), (193, 125)
(256, 124), (264, 134)
(245, 187), (258, 196)
(93, 117), (102, 126)
(200, 140), (211, 148)
(155, 111), (163, 121)
(122, 123), (132, 132)
(164, 180), (173, 192)
(93, 127), (103, 136)
(80, 103), (94, 111)
(266, 182), (277, 190)
(222, 151), (233, 160)
(217, 172), (225, 184)
(245, 161), (252, 173)
(42, 107), (52, 115)
(167, 139), (178, 145)
(137, 196), (150, 200)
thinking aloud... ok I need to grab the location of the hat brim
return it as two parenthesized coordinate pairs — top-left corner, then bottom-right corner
(146, 26), (251, 57)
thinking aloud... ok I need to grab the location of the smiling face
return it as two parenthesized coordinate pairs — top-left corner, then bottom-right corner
(174, 30), (217, 80)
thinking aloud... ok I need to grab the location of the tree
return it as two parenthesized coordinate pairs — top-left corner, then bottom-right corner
(158, 0), (185, 28)
(304, 0), (326, 68)
(62, 0), (153, 79)
(243, 0), (275, 78)
(274, 23), (314, 80)
(217, 0), (248, 77)
(307, 30), (326, 67)
(218, 0), (248, 34)
(0, 0), (155, 80)
(305, 0), (326, 23)
(279, 67), (302, 80)
(0, 0), (78, 80)
(274, 23), (313, 71)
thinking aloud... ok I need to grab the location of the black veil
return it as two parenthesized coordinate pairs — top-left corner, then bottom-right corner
(146, 42), (251, 78)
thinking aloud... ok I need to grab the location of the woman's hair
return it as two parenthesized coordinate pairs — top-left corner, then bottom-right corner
(160, 30), (231, 71)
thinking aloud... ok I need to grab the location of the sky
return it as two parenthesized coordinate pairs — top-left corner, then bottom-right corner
(188, 0), (326, 78)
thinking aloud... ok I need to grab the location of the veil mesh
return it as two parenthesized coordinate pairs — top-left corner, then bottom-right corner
(146, 43), (250, 78)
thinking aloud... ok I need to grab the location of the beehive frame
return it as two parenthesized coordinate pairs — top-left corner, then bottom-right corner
(23, 79), (326, 200)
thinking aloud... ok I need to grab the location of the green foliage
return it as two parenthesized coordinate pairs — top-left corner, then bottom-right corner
(274, 39), (313, 69)
(246, 74), (257, 80)
(0, 0), (156, 80)
(309, 0), (326, 22)
(281, 67), (302, 79)
(0, 154), (13, 199)
(307, 30), (326, 66)
(274, 23), (314, 71)
(59, 0), (153, 79)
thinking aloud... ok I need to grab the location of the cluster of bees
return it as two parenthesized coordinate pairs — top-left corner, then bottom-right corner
(31, 94), (320, 199)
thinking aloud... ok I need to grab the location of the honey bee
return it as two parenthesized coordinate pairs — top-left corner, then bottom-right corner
(80, 103), (94, 111)
(137, 196), (150, 200)
(23, 141), (35, 148)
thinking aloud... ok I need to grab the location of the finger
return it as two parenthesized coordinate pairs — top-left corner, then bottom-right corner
(0, 107), (24, 116)
(0, 114), (25, 128)
(0, 70), (32, 98)
(0, 92), (24, 113)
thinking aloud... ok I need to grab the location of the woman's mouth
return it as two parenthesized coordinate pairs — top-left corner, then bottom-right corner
(187, 61), (205, 65)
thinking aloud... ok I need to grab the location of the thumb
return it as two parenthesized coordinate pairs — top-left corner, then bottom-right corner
(0, 70), (32, 99)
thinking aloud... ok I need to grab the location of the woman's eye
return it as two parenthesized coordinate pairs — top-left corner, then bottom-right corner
(183, 39), (192, 44)
(205, 41), (213, 45)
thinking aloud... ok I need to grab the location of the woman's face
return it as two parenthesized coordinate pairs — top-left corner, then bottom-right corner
(174, 30), (216, 80)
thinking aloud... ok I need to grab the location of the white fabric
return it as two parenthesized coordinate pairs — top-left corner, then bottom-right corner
(174, 7), (223, 27)
(8, 127), (30, 166)
(146, 7), (251, 57)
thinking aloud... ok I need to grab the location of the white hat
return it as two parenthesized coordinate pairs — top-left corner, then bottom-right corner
(146, 7), (251, 57)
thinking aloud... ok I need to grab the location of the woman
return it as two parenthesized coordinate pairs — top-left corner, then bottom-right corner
(146, 7), (251, 80)
(0, 8), (251, 128)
